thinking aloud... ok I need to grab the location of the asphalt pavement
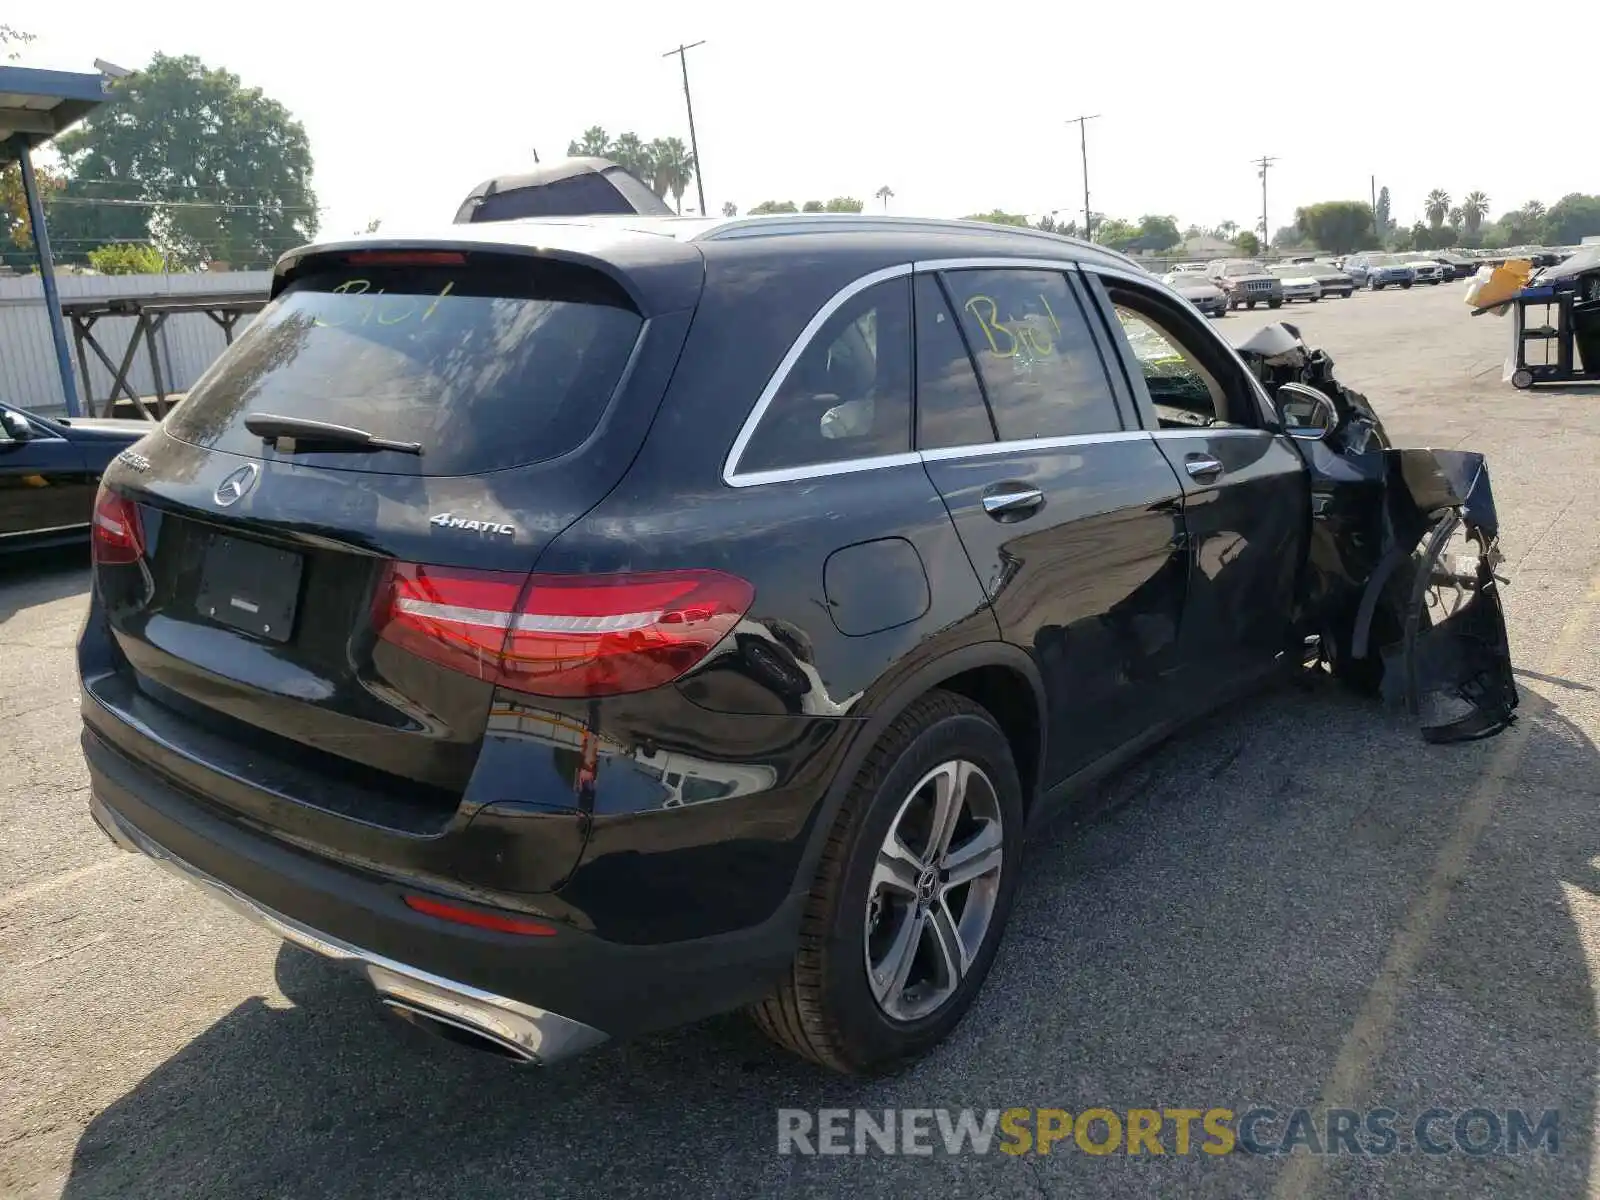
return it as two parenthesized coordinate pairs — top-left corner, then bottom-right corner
(2, 282), (1598, 1198)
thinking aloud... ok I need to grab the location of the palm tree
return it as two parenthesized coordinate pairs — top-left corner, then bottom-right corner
(608, 132), (650, 182)
(721, 201), (737, 217)
(1215, 220), (1238, 239)
(875, 185), (894, 212)
(646, 137), (694, 213)
(567, 126), (610, 157)
(1449, 206), (1464, 229)
(1424, 189), (1451, 230)
(1462, 191), (1490, 235)
(1523, 199), (1546, 219)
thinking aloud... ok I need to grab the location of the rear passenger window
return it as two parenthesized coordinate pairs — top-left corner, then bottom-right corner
(737, 277), (913, 475)
(914, 275), (994, 449)
(941, 269), (1122, 441)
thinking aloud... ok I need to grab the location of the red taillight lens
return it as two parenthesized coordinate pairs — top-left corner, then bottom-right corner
(90, 484), (144, 565)
(374, 564), (754, 698)
(402, 893), (557, 936)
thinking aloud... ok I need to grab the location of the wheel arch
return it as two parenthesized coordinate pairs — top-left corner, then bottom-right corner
(791, 642), (1047, 890)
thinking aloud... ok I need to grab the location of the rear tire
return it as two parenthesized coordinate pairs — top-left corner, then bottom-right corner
(750, 691), (1024, 1074)
(1268, 298), (1283, 309)
(1401, 280), (1413, 289)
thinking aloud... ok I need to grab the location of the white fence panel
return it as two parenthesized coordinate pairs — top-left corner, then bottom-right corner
(0, 271), (271, 414)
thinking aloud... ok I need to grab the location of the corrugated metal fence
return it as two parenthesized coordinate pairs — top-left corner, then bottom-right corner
(0, 271), (270, 415)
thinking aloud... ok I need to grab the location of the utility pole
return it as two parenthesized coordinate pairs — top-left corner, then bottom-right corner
(1068, 114), (1102, 241)
(1253, 155), (1278, 250)
(663, 41), (708, 216)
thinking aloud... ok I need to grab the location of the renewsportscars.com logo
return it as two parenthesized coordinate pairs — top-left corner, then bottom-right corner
(777, 1107), (1561, 1158)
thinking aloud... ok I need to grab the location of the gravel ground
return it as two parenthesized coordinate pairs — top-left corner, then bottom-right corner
(2, 282), (1597, 1199)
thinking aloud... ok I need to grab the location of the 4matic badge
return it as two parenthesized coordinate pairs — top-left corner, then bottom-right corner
(429, 513), (515, 536)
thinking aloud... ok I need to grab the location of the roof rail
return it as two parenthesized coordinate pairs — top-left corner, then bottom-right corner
(691, 213), (1144, 269)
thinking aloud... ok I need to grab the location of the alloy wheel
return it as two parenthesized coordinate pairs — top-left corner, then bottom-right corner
(864, 759), (1004, 1023)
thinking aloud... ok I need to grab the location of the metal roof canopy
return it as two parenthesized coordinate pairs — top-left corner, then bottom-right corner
(0, 65), (115, 416)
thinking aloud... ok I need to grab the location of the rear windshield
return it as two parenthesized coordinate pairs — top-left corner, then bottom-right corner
(164, 255), (643, 476)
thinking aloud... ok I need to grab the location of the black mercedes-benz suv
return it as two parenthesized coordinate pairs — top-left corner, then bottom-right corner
(79, 214), (1382, 1072)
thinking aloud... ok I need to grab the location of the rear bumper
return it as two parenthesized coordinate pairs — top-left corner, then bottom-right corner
(82, 722), (805, 1051)
(90, 787), (606, 1064)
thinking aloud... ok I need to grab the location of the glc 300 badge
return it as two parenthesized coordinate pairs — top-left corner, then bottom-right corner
(429, 513), (514, 536)
(115, 448), (151, 472)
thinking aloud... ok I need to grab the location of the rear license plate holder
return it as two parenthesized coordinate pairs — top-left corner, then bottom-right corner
(194, 533), (303, 643)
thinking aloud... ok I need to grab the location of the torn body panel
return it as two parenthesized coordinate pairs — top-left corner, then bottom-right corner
(1236, 323), (1519, 742)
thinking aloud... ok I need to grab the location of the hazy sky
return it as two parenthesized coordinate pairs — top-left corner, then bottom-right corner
(19, 0), (1599, 241)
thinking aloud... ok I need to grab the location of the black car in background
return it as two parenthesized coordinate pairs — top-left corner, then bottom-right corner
(82, 214), (1392, 1074)
(0, 401), (151, 555)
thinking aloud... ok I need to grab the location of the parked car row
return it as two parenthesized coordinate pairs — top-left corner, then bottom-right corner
(1162, 259), (1358, 313)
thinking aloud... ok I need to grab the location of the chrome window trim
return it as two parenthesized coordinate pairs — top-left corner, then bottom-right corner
(911, 255), (1080, 273)
(1150, 426), (1271, 440)
(722, 263), (913, 487)
(724, 258), (1160, 489)
(726, 451), (923, 489)
(920, 430), (1150, 462)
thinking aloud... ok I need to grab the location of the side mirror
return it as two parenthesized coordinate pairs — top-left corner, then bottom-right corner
(1278, 382), (1338, 441)
(0, 410), (31, 442)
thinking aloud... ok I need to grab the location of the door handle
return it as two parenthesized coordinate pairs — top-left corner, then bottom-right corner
(981, 486), (1045, 517)
(1184, 454), (1224, 482)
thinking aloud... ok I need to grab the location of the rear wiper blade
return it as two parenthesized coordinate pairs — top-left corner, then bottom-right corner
(244, 412), (423, 456)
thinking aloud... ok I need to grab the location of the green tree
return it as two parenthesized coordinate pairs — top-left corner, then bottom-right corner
(1374, 186), (1392, 240)
(567, 126), (611, 157)
(964, 209), (1030, 227)
(1094, 217), (1139, 248)
(721, 201), (738, 217)
(1037, 214), (1079, 237)
(875, 185), (894, 212)
(1544, 194), (1600, 244)
(1461, 191), (1490, 236)
(1127, 214), (1180, 252)
(1424, 189), (1451, 230)
(801, 200), (825, 213)
(647, 137), (695, 212)
(1294, 201), (1375, 254)
(88, 242), (167, 274)
(53, 54), (317, 269)
(1232, 230), (1261, 257)
(1391, 225), (1416, 252)
(749, 200), (798, 215)
(0, 159), (62, 251)
(823, 197), (864, 213)
(607, 132), (650, 181)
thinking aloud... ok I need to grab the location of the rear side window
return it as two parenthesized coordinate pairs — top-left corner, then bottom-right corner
(914, 275), (994, 449)
(164, 255), (643, 476)
(941, 268), (1123, 441)
(736, 276), (913, 475)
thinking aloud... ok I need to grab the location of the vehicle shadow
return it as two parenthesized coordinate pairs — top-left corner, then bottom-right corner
(58, 676), (1599, 1198)
(0, 545), (91, 626)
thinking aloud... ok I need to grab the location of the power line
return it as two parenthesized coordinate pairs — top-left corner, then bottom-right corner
(1252, 155), (1278, 248)
(50, 196), (320, 213)
(1067, 114), (1102, 242)
(662, 40), (707, 215)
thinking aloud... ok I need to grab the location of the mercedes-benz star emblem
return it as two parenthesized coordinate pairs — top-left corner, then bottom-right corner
(213, 463), (260, 507)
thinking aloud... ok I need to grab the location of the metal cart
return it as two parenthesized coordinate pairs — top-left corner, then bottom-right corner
(1479, 248), (1600, 388)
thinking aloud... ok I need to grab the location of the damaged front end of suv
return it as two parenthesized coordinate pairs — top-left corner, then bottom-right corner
(1237, 322), (1519, 742)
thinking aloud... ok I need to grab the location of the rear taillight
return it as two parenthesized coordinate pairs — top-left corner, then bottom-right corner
(90, 484), (144, 565)
(374, 564), (754, 698)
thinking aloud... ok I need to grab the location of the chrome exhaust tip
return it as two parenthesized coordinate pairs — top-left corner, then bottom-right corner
(381, 998), (536, 1062)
